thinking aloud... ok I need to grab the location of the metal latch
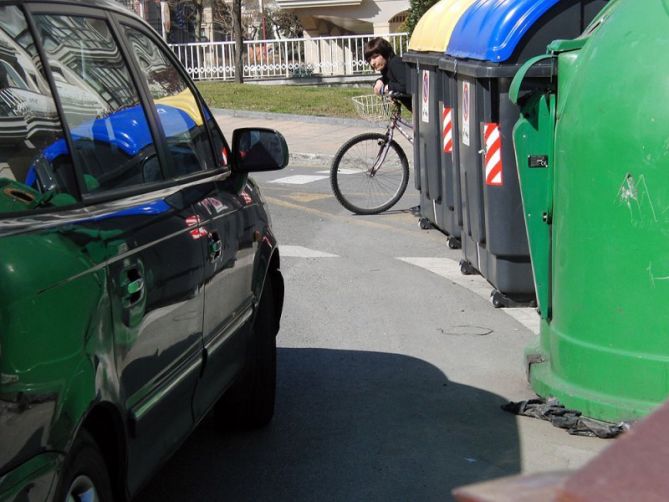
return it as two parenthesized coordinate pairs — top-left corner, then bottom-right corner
(528, 155), (549, 168)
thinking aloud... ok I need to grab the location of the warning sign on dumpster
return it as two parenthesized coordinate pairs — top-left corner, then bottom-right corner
(462, 81), (470, 146)
(421, 70), (430, 123)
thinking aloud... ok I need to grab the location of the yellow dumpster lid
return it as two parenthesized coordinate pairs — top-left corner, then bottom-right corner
(155, 89), (204, 126)
(407, 0), (479, 52)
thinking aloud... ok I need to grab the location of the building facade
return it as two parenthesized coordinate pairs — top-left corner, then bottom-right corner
(275, 0), (409, 37)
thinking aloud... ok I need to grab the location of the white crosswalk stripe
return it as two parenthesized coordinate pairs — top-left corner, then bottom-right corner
(316, 169), (359, 175)
(270, 175), (329, 184)
(281, 245), (339, 258)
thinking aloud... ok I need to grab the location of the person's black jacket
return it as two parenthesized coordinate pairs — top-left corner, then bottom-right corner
(377, 55), (412, 112)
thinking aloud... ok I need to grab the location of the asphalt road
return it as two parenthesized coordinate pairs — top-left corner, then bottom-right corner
(139, 162), (608, 501)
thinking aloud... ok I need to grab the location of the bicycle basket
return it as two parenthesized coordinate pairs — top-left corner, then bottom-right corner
(352, 94), (392, 122)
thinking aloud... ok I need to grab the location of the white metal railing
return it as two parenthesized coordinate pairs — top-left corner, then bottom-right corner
(169, 33), (409, 81)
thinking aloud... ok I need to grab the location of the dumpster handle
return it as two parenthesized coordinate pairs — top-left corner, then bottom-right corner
(509, 54), (554, 106)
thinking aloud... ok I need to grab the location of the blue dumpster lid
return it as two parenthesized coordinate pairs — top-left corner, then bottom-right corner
(446, 0), (559, 62)
(38, 103), (196, 162)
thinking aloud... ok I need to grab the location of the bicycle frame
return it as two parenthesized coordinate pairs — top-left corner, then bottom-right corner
(331, 95), (412, 214)
(370, 101), (413, 176)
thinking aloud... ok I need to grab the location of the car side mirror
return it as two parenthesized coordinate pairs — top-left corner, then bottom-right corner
(231, 128), (289, 173)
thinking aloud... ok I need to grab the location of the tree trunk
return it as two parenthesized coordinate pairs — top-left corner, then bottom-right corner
(193, 0), (203, 41)
(232, 0), (243, 83)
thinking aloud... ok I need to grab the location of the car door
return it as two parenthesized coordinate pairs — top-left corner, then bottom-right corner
(0, 5), (102, 481)
(120, 24), (253, 418)
(191, 153), (258, 416)
(29, 8), (206, 492)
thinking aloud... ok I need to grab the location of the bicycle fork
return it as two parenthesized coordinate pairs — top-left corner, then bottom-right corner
(369, 124), (396, 176)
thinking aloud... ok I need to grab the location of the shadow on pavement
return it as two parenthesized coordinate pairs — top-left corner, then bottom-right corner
(140, 348), (520, 501)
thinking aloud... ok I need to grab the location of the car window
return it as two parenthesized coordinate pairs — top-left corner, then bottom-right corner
(123, 26), (216, 177)
(33, 14), (165, 194)
(209, 120), (230, 172)
(0, 6), (78, 212)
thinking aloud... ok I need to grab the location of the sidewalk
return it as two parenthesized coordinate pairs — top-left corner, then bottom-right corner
(213, 108), (413, 167)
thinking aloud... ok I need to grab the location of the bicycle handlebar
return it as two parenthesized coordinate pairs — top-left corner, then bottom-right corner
(378, 86), (410, 99)
(386, 90), (411, 99)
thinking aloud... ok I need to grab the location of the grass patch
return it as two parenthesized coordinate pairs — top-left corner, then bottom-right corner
(196, 82), (370, 119)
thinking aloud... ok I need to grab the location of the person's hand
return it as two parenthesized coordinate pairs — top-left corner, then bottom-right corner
(373, 79), (384, 96)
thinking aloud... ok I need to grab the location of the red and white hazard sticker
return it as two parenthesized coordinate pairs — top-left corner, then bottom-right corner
(484, 122), (503, 186)
(442, 106), (453, 153)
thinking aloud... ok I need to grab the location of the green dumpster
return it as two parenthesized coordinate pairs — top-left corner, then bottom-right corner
(511, 0), (669, 422)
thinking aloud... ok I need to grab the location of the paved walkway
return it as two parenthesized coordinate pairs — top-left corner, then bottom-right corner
(214, 108), (413, 167)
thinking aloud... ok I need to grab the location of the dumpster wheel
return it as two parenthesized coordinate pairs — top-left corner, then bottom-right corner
(490, 289), (537, 309)
(490, 290), (507, 308)
(418, 217), (431, 230)
(447, 237), (461, 250)
(459, 259), (477, 276)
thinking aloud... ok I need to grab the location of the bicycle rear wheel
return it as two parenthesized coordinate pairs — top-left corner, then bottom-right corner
(330, 132), (409, 215)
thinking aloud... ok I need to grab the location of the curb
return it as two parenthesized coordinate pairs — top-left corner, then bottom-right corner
(212, 108), (383, 129)
(289, 151), (334, 167)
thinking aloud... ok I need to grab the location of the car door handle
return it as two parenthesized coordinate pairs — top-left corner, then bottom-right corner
(208, 231), (223, 262)
(120, 265), (146, 327)
(122, 268), (144, 305)
(126, 277), (144, 298)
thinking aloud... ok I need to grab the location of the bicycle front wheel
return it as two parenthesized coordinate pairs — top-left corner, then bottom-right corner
(330, 132), (409, 215)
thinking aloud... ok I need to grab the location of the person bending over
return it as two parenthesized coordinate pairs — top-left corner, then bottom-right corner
(364, 37), (412, 112)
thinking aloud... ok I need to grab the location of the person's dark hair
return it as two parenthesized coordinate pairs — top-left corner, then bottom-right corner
(364, 37), (395, 63)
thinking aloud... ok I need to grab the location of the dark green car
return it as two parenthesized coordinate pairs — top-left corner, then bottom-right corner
(0, 1), (286, 500)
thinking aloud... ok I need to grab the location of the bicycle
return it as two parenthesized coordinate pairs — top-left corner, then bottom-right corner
(330, 92), (413, 215)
